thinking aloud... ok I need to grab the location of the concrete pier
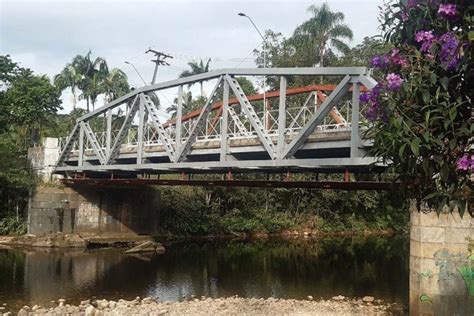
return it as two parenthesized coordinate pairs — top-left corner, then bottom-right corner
(409, 206), (473, 315)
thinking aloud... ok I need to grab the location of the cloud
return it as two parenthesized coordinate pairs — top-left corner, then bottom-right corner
(1, 0), (382, 113)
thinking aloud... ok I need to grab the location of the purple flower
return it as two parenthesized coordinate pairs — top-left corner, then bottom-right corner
(456, 155), (470, 171)
(390, 48), (408, 67)
(386, 73), (403, 90)
(438, 32), (460, 70)
(371, 55), (390, 68)
(415, 30), (437, 53)
(359, 93), (370, 103)
(438, 4), (458, 20)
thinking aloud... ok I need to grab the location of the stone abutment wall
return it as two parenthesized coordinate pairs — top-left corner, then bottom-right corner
(409, 206), (473, 315)
(28, 185), (160, 236)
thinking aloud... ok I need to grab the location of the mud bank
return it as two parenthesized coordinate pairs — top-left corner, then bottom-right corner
(10, 296), (405, 316)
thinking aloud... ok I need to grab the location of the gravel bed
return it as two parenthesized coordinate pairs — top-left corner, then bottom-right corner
(6, 296), (405, 316)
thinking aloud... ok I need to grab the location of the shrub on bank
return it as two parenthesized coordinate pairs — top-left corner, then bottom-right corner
(0, 214), (27, 235)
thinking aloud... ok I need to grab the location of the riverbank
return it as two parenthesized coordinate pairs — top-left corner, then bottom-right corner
(10, 296), (405, 315)
(0, 228), (402, 249)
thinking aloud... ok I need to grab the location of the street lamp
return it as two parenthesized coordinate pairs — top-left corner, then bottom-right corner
(124, 61), (147, 86)
(238, 12), (269, 129)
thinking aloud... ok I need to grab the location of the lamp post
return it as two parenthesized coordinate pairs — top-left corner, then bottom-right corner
(238, 12), (269, 129)
(124, 61), (147, 86)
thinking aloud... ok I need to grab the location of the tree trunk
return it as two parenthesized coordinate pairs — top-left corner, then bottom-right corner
(86, 98), (90, 112)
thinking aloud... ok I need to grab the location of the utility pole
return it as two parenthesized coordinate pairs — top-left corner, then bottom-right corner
(146, 48), (173, 84)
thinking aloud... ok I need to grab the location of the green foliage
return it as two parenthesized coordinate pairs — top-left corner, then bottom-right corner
(156, 181), (408, 237)
(0, 214), (26, 235)
(367, 1), (473, 213)
(55, 50), (130, 112)
(0, 55), (62, 234)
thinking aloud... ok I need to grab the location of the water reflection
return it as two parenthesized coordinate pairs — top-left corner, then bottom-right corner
(0, 236), (408, 311)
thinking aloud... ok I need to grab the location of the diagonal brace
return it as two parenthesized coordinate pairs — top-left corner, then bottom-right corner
(105, 95), (139, 164)
(141, 93), (176, 162)
(281, 75), (352, 159)
(225, 75), (276, 159)
(80, 121), (107, 165)
(177, 76), (223, 162)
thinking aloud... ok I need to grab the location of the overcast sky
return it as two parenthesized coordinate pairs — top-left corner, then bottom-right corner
(1, 0), (383, 113)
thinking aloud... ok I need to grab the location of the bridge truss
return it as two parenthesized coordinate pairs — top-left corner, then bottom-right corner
(55, 67), (382, 178)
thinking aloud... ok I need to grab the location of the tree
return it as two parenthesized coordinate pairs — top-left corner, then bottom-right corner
(54, 64), (80, 110)
(362, 1), (473, 213)
(0, 55), (62, 233)
(292, 3), (353, 67)
(179, 58), (211, 97)
(55, 51), (130, 112)
(102, 68), (130, 102)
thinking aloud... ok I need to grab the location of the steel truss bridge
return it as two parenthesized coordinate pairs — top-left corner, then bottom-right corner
(55, 67), (386, 186)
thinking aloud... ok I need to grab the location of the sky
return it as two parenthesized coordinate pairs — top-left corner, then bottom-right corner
(0, 0), (383, 113)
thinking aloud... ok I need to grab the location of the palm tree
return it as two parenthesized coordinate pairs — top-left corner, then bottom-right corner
(102, 68), (130, 102)
(292, 3), (353, 67)
(72, 51), (109, 112)
(179, 59), (211, 97)
(167, 90), (194, 117)
(54, 64), (80, 110)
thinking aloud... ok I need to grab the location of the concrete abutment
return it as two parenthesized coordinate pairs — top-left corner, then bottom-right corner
(409, 205), (473, 315)
(28, 185), (161, 236)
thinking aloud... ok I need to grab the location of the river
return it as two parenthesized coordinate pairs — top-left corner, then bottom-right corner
(0, 235), (408, 312)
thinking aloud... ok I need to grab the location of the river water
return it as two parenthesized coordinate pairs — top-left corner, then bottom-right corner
(0, 236), (408, 312)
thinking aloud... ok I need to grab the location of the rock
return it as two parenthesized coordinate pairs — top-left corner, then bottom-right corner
(108, 301), (117, 309)
(0, 307), (4, 311)
(332, 295), (345, 301)
(31, 305), (40, 311)
(85, 305), (96, 316)
(58, 299), (66, 307)
(362, 296), (375, 303)
(142, 297), (154, 304)
(81, 299), (91, 306)
(97, 299), (109, 310)
(17, 309), (28, 316)
(307, 296), (313, 300)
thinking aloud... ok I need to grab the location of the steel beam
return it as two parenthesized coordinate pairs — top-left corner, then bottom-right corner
(55, 157), (382, 173)
(220, 79), (229, 161)
(351, 83), (360, 159)
(56, 123), (79, 167)
(137, 98), (145, 164)
(277, 76), (287, 158)
(78, 124), (84, 167)
(175, 85), (183, 157)
(61, 178), (398, 191)
(106, 109), (112, 155)
(77, 68), (371, 122)
(281, 75), (352, 159)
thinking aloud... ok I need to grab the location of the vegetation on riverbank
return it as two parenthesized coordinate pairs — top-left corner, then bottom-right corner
(157, 185), (409, 237)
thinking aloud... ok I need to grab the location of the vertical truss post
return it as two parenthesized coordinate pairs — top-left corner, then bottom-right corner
(78, 123), (84, 167)
(137, 97), (145, 164)
(106, 109), (112, 156)
(277, 76), (287, 159)
(351, 82), (360, 159)
(175, 85), (183, 156)
(220, 79), (230, 161)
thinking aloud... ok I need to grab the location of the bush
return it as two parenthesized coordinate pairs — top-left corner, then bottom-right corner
(0, 214), (27, 235)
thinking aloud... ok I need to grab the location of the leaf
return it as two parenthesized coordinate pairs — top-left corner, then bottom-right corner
(410, 138), (420, 156)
